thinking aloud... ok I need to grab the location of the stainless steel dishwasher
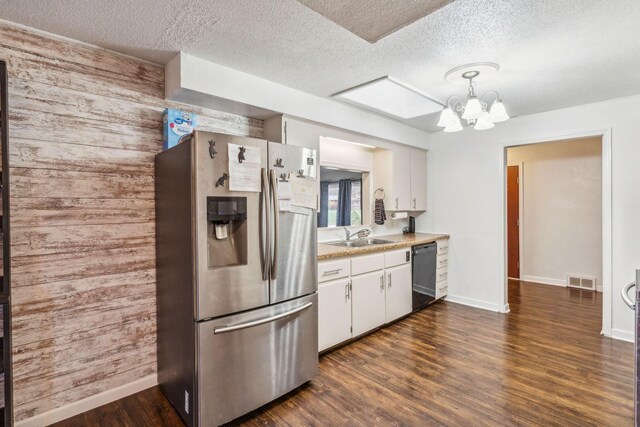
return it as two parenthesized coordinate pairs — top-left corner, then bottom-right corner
(412, 243), (437, 310)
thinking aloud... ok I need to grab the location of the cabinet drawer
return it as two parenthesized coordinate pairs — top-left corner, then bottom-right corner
(384, 248), (411, 268)
(436, 254), (448, 269)
(436, 267), (448, 283)
(351, 253), (384, 276)
(437, 239), (449, 255)
(197, 294), (318, 425)
(436, 281), (448, 299)
(318, 259), (350, 283)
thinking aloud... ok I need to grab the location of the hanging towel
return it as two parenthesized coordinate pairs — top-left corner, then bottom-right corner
(374, 198), (386, 225)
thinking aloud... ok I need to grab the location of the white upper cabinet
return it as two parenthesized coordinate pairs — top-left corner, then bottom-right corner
(410, 149), (427, 211)
(374, 146), (427, 211)
(392, 147), (412, 211)
(374, 147), (408, 210)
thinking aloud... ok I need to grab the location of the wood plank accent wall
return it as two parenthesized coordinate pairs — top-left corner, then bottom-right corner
(0, 21), (264, 422)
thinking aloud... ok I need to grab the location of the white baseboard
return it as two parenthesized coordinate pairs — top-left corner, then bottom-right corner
(445, 294), (508, 313)
(16, 374), (158, 427)
(609, 328), (634, 343)
(521, 275), (567, 287)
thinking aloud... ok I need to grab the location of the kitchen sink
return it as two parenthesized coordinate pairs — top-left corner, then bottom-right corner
(325, 238), (394, 248)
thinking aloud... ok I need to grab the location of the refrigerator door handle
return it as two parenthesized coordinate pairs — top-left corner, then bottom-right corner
(261, 168), (270, 281)
(269, 169), (280, 280)
(621, 281), (636, 310)
(213, 302), (313, 334)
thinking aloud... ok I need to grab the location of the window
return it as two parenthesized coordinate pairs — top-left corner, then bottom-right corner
(325, 180), (362, 227)
(350, 180), (362, 226)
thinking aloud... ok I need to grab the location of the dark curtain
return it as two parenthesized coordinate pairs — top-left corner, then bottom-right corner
(318, 181), (329, 227)
(336, 179), (352, 226)
(356, 179), (362, 222)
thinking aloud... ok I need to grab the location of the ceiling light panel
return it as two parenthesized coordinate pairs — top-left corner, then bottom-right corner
(333, 77), (443, 120)
(296, 0), (453, 43)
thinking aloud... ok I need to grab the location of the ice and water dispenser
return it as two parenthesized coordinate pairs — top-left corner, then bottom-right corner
(207, 196), (248, 268)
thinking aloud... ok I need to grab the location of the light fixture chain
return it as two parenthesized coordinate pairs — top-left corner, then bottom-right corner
(467, 78), (476, 98)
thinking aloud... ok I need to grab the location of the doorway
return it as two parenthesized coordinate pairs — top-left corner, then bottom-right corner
(507, 165), (520, 279)
(504, 135), (607, 332)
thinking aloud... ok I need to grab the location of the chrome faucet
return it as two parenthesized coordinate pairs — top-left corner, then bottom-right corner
(344, 227), (370, 241)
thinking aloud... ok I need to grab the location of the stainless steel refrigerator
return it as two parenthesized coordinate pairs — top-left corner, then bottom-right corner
(156, 130), (319, 426)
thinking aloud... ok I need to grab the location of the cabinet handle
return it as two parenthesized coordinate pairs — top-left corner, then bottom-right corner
(388, 273), (392, 288)
(345, 282), (350, 300)
(379, 275), (384, 291)
(395, 197), (398, 209)
(323, 268), (342, 276)
(413, 198), (416, 209)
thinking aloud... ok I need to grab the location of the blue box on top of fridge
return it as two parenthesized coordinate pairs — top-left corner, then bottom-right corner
(163, 108), (197, 150)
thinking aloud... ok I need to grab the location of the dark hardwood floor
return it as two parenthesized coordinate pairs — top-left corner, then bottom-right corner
(54, 280), (633, 426)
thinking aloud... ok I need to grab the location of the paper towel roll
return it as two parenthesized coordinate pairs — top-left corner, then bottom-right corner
(391, 211), (408, 219)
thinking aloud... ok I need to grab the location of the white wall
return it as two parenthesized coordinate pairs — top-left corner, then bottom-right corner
(320, 137), (374, 171)
(507, 138), (602, 289)
(416, 94), (640, 341)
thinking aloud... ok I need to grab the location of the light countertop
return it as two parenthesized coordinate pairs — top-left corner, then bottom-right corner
(318, 232), (449, 260)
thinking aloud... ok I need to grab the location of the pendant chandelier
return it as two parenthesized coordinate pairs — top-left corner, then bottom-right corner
(437, 69), (509, 132)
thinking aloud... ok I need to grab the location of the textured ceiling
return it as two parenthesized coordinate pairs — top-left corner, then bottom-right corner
(296, 0), (453, 43)
(1, 0), (639, 132)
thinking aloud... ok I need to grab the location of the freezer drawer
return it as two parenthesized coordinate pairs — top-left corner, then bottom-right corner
(196, 293), (318, 426)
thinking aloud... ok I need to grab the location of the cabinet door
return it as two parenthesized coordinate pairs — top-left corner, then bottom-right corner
(385, 264), (412, 322)
(392, 147), (411, 210)
(410, 149), (427, 211)
(318, 278), (352, 351)
(352, 271), (386, 336)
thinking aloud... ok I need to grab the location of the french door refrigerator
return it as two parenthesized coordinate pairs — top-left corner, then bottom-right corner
(156, 131), (318, 427)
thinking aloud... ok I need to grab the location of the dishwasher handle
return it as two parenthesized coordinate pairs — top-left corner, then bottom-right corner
(412, 242), (437, 255)
(621, 281), (636, 310)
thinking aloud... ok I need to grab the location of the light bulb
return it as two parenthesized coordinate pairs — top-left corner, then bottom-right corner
(444, 114), (463, 132)
(462, 96), (483, 120)
(437, 107), (455, 127)
(474, 111), (494, 130)
(489, 100), (509, 122)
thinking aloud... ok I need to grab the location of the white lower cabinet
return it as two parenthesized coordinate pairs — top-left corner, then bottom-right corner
(318, 278), (352, 351)
(384, 264), (412, 322)
(318, 247), (417, 351)
(351, 271), (386, 336)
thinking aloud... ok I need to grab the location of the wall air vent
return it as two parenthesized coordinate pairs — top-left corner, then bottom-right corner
(567, 275), (596, 291)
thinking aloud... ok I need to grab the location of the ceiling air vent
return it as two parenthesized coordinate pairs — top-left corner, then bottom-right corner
(567, 275), (596, 291)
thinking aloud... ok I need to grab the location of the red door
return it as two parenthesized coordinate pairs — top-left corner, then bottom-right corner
(507, 165), (520, 278)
